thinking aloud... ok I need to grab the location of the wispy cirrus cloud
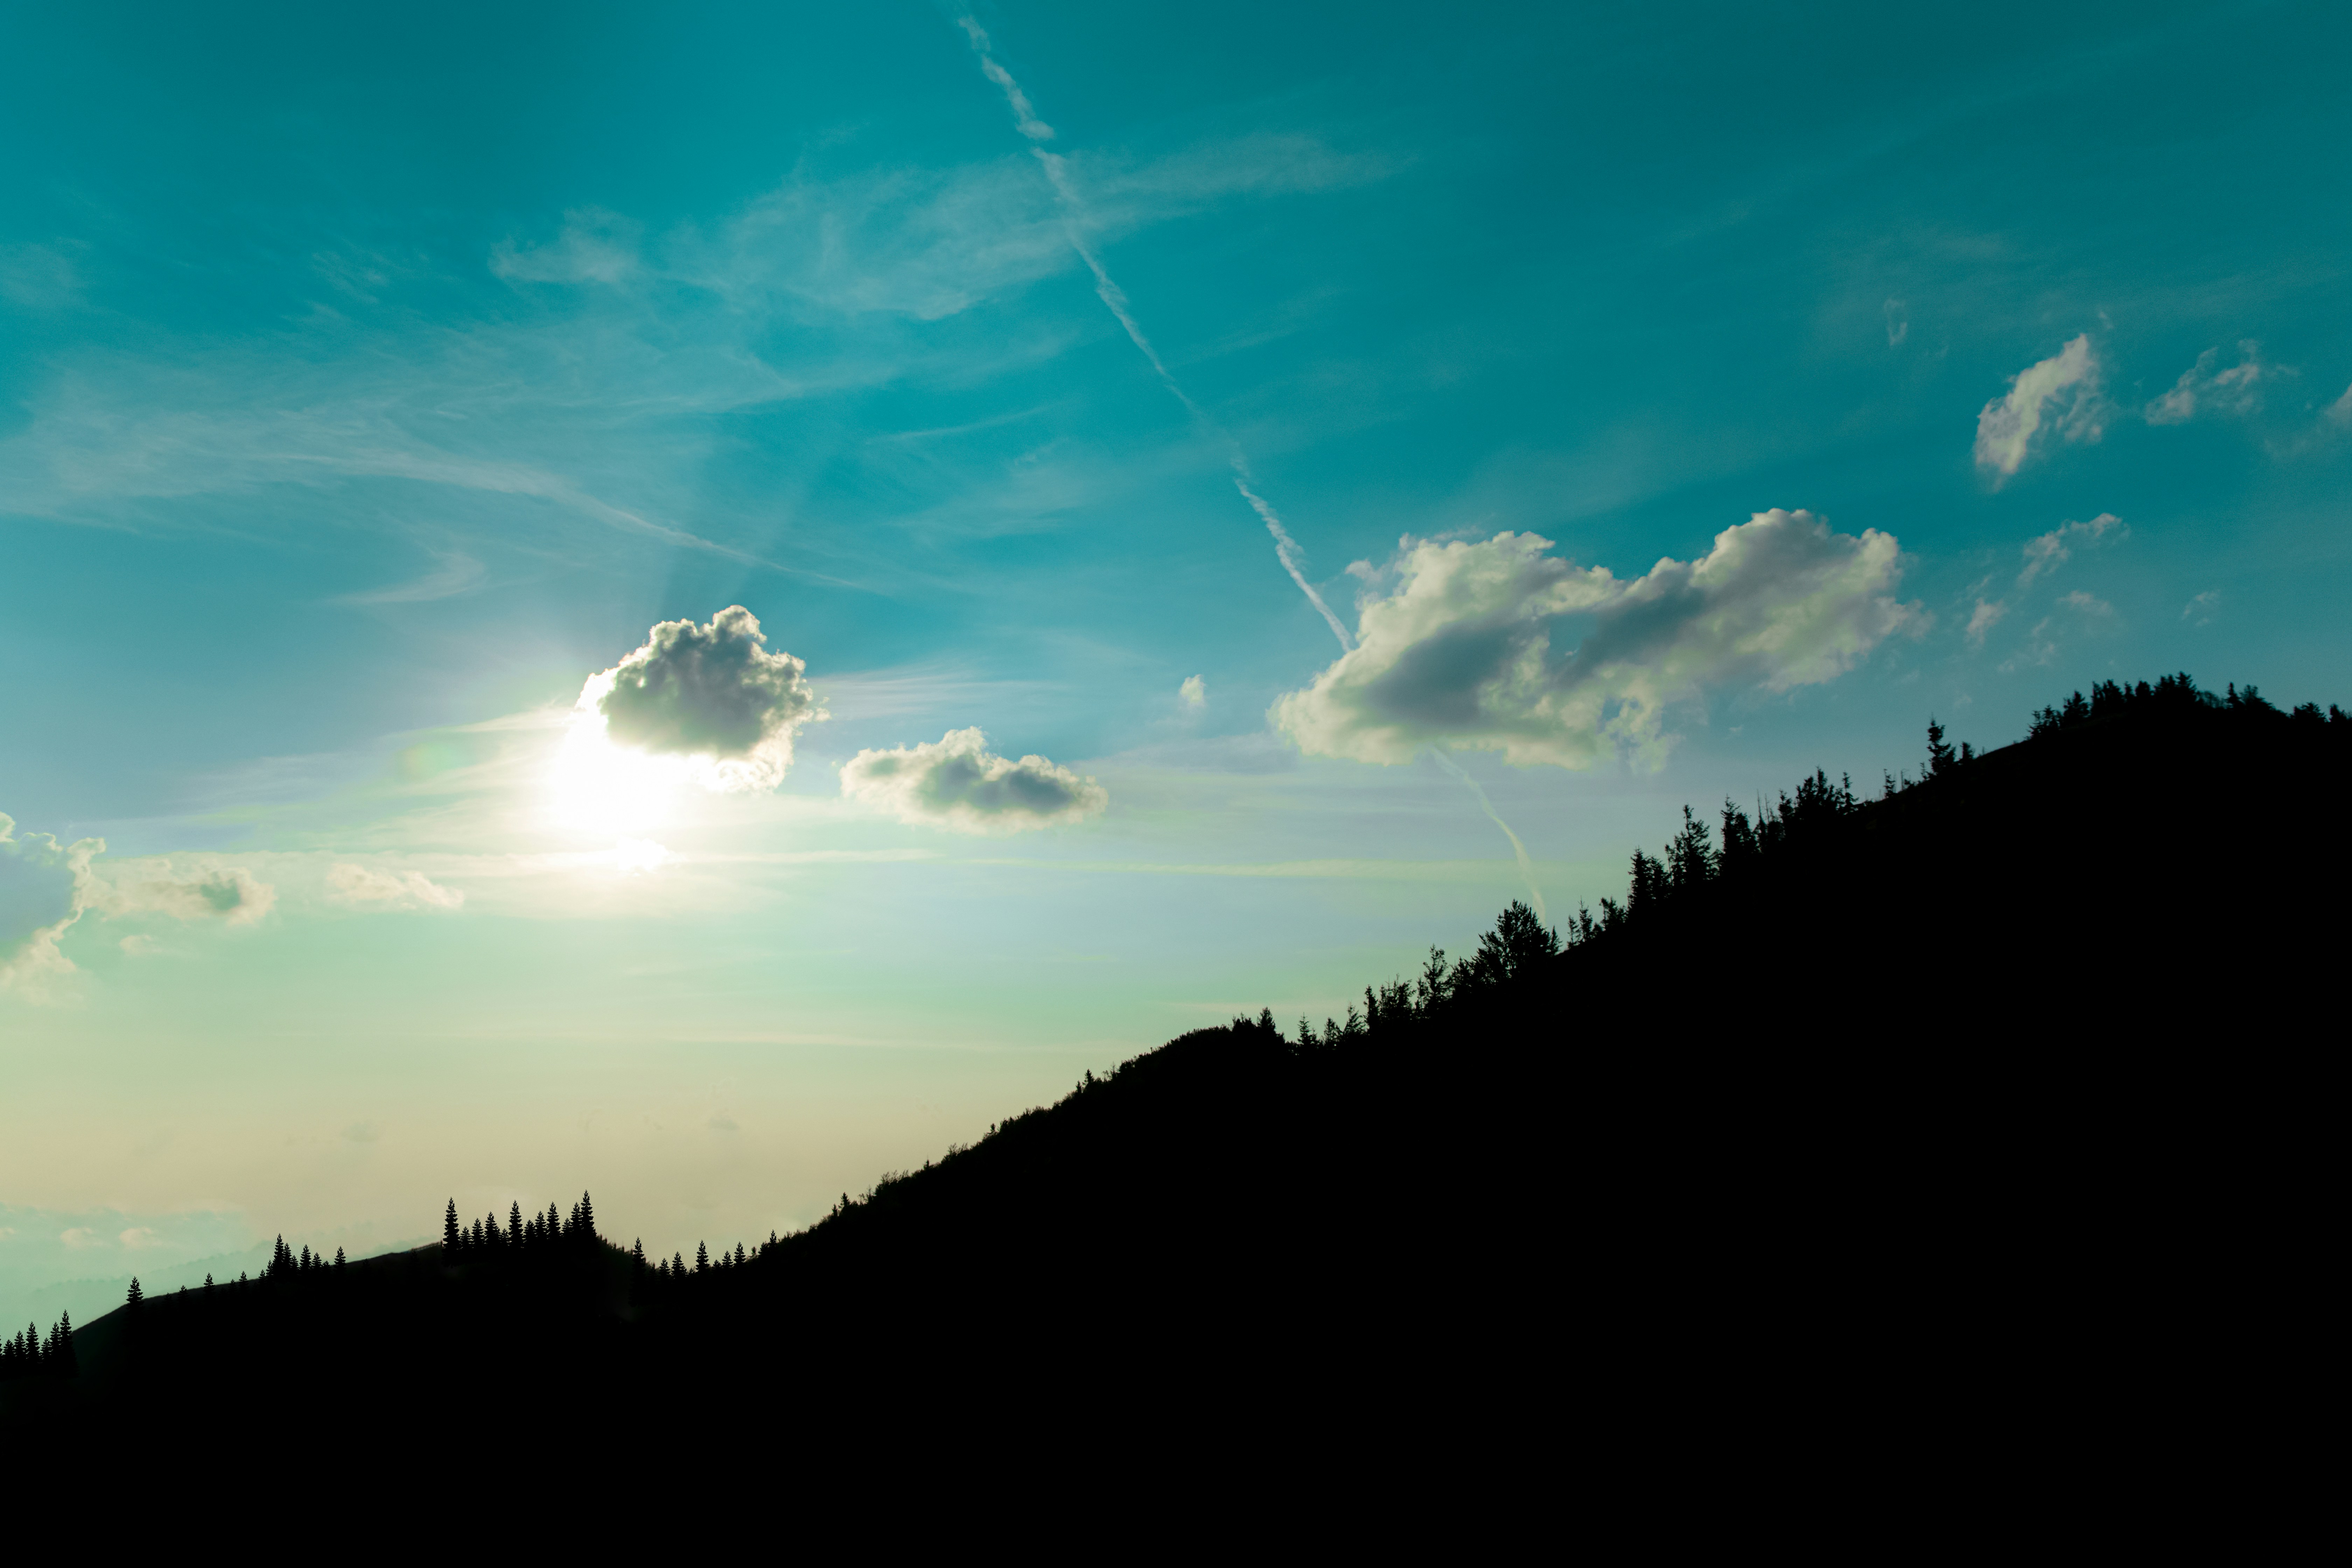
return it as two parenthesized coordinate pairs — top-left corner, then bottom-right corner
(491, 208), (643, 286)
(325, 863), (465, 910)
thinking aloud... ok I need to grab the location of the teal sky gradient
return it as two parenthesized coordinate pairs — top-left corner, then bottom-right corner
(6, 0), (2349, 1323)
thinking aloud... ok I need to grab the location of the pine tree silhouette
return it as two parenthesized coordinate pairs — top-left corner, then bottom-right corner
(126, 1277), (143, 1308)
(443, 1199), (461, 1252)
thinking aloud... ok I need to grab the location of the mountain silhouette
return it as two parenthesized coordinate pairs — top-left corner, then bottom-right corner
(7, 675), (2337, 1504)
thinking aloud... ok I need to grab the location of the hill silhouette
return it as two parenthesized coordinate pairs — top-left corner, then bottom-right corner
(7, 674), (2340, 1498)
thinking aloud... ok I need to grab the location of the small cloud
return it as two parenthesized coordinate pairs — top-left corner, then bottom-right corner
(119, 1227), (163, 1249)
(1178, 674), (1207, 711)
(0, 241), (86, 310)
(335, 549), (484, 606)
(2000, 590), (2116, 673)
(2057, 589), (2114, 618)
(2018, 512), (2126, 588)
(1974, 335), (2107, 482)
(2324, 384), (2352, 428)
(611, 838), (671, 875)
(1883, 298), (1908, 348)
(2182, 590), (2221, 625)
(579, 606), (824, 793)
(491, 207), (643, 285)
(708, 1113), (739, 1132)
(841, 728), (1109, 834)
(343, 1121), (382, 1144)
(1966, 598), (2009, 648)
(118, 933), (160, 957)
(103, 863), (276, 926)
(59, 1227), (104, 1250)
(2146, 341), (2278, 425)
(326, 863), (464, 910)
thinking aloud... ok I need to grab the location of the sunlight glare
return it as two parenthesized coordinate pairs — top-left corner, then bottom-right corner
(548, 688), (693, 835)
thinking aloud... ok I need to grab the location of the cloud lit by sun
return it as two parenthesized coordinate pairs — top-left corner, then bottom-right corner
(547, 606), (827, 836)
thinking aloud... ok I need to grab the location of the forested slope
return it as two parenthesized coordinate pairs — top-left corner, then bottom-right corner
(10, 674), (2340, 1473)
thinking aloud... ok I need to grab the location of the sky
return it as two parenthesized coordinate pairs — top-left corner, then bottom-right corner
(5, 0), (2348, 1323)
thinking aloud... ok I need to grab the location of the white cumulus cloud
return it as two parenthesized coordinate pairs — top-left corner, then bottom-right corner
(580, 606), (824, 792)
(1270, 509), (1921, 771)
(1178, 674), (1207, 710)
(841, 728), (1108, 834)
(326, 864), (465, 910)
(1974, 335), (2107, 481)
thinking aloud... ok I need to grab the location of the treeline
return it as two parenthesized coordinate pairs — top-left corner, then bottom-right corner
(2028, 672), (2347, 738)
(1, 1311), (79, 1382)
(441, 1192), (602, 1259)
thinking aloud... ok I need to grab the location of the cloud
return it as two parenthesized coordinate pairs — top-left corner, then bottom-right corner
(1271, 509), (1921, 771)
(2057, 589), (2113, 618)
(1178, 675), (1207, 710)
(334, 548), (484, 606)
(581, 606), (824, 791)
(1967, 514), (2125, 656)
(491, 208), (643, 285)
(2182, 590), (2221, 625)
(100, 862), (277, 926)
(1884, 298), (1908, 348)
(0, 242), (85, 311)
(2018, 512), (2125, 587)
(2000, 590), (2116, 672)
(841, 728), (1108, 834)
(2326, 385), (2352, 427)
(1974, 335), (2107, 481)
(0, 813), (102, 989)
(2145, 341), (2277, 425)
(326, 863), (465, 910)
(119, 1227), (163, 1249)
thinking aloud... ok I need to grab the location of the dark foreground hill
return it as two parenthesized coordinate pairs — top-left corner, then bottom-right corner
(7, 676), (2342, 1505)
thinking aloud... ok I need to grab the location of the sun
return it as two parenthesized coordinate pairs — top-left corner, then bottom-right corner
(546, 703), (693, 836)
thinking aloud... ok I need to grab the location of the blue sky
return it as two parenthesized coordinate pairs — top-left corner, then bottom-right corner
(5, 0), (2348, 1321)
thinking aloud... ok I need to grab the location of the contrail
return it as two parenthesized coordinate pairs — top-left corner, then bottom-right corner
(956, 15), (1541, 901)
(957, 14), (1353, 655)
(1426, 748), (1547, 920)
